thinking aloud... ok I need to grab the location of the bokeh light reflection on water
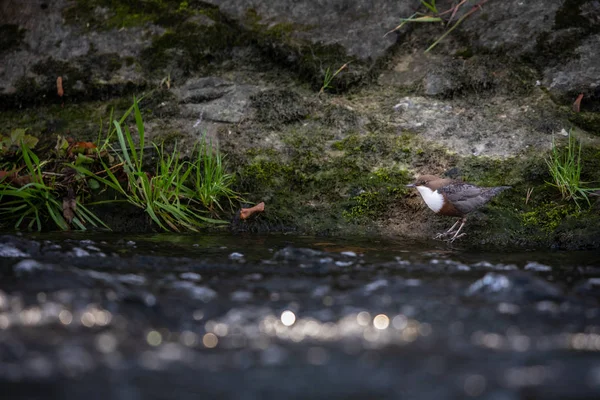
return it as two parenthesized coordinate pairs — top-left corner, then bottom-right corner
(1, 232), (600, 398)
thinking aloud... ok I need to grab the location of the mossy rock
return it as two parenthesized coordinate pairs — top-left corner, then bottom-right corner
(250, 89), (311, 126)
(63, 0), (219, 30)
(568, 111), (600, 135)
(141, 21), (245, 79)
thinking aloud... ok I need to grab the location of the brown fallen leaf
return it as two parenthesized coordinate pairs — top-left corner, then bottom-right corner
(68, 141), (97, 156)
(57, 76), (64, 97)
(62, 188), (76, 224)
(239, 202), (265, 220)
(0, 170), (32, 187)
(573, 93), (584, 113)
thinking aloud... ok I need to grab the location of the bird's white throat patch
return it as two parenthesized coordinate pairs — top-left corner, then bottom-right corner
(416, 186), (444, 213)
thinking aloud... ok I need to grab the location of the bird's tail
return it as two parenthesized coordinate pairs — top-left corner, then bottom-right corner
(489, 186), (511, 196)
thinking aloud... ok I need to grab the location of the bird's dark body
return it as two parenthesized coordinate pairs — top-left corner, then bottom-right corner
(438, 182), (511, 216)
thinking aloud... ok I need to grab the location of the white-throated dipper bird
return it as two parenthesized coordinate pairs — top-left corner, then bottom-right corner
(406, 175), (511, 242)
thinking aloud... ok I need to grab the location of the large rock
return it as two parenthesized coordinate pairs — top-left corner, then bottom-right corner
(203, 0), (408, 61)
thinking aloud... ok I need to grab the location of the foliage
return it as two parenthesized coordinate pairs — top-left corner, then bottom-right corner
(0, 143), (107, 231)
(191, 134), (240, 214)
(319, 62), (350, 94)
(0, 128), (39, 153)
(545, 131), (600, 210)
(71, 97), (239, 231)
(0, 97), (241, 232)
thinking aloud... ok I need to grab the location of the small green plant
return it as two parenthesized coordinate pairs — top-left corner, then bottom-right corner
(0, 143), (106, 231)
(72, 97), (239, 231)
(319, 62), (350, 94)
(191, 135), (240, 214)
(0, 128), (39, 153)
(1, 97), (241, 232)
(545, 131), (600, 210)
(385, 0), (488, 53)
(420, 0), (438, 14)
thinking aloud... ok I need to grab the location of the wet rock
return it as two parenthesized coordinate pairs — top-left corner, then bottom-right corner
(0, 236), (40, 258)
(69, 247), (90, 257)
(180, 272), (202, 282)
(363, 279), (389, 294)
(171, 281), (217, 302)
(12, 259), (47, 276)
(0, 244), (29, 258)
(231, 291), (253, 302)
(471, 261), (518, 271)
(465, 272), (564, 303)
(524, 262), (552, 272)
(229, 252), (245, 261)
(573, 278), (600, 299)
(116, 274), (147, 286)
(272, 246), (324, 262)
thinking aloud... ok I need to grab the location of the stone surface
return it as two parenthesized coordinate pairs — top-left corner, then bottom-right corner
(203, 0), (408, 61)
(0, 0), (159, 102)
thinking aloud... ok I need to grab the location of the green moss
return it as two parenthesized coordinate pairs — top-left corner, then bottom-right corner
(342, 166), (411, 222)
(152, 130), (186, 147)
(141, 21), (245, 76)
(342, 191), (384, 221)
(568, 111), (600, 136)
(521, 202), (580, 232)
(454, 47), (474, 59)
(63, 0), (217, 29)
(333, 132), (396, 159)
(0, 24), (26, 55)
(234, 124), (413, 231)
(0, 97), (137, 149)
(251, 89), (310, 126)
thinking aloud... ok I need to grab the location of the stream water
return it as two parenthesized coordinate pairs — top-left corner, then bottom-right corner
(1, 232), (600, 399)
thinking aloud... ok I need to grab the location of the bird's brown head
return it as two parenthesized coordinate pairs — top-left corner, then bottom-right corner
(405, 175), (452, 191)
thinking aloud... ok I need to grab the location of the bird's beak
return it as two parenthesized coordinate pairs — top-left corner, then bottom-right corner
(405, 183), (415, 188)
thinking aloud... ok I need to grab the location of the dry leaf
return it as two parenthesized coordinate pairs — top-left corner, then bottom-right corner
(62, 189), (76, 224)
(573, 93), (583, 113)
(68, 141), (97, 156)
(239, 202), (265, 220)
(57, 76), (64, 97)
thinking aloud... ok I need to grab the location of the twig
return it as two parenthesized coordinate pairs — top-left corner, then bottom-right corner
(525, 187), (534, 205)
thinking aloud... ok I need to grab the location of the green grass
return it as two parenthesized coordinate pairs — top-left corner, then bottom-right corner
(319, 62), (349, 94)
(72, 96), (240, 231)
(0, 143), (107, 231)
(1, 96), (241, 232)
(191, 134), (240, 214)
(545, 131), (600, 210)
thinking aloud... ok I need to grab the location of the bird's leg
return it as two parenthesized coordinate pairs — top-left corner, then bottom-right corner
(446, 217), (467, 243)
(434, 218), (462, 239)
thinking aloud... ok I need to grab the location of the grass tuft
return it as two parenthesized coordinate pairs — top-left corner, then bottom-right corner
(0, 143), (108, 231)
(71, 96), (240, 231)
(545, 130), (600, 210)
(1, 96), (241, 232)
